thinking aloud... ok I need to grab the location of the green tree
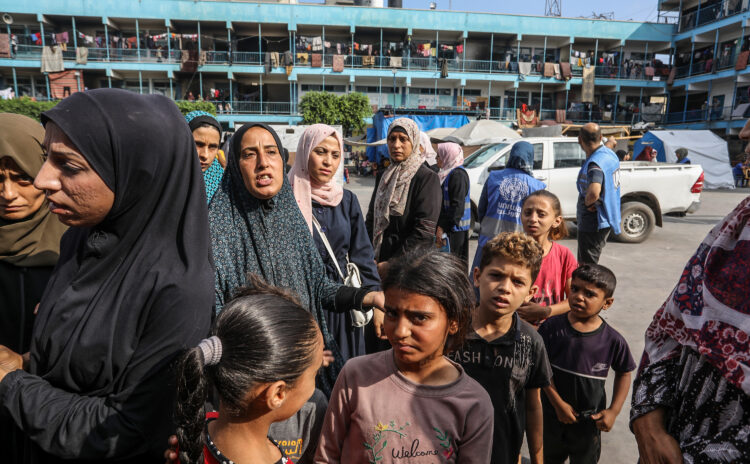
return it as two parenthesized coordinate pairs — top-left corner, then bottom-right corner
(300, 91), (372, 136)
(0, 97), (58, 121)
(175, 100), (217, 115)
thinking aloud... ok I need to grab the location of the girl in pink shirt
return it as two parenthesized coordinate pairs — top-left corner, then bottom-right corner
(315, 250), (494, 463)
(517, 190), (577, 325)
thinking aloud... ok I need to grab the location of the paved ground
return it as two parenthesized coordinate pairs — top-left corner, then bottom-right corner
(347, 174), (750, 463)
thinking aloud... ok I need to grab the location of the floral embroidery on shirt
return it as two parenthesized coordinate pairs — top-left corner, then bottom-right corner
(364, 420), (410, 463)
(434, 427), (455, 459)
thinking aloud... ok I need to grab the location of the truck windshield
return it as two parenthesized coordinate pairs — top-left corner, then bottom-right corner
(463, 143), (509, 168)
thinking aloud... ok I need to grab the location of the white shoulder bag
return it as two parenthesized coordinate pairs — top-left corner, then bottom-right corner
(312, 216), (372, 328)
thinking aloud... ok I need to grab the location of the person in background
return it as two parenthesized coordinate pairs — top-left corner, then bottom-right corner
(603, 136), (617, 151)
(631, 197), (750, 463)
(365, 118), (441, 353)
(419, 131), (439, 172)
(288, 124), (380, 362)
(174, 278), (325, 464)
(471, 141), (546, 274)
(675, 147), (691, 164)
(539, 264), (635, 464)
(316, 250), (494, 463)
(0, 89), (214, 463)
(732, 153), (749, 188)
(454, 232), (551, 464)
(517, 190), (577, 326)
(185, 110), (224, 204)
(635, 145), (657, 162)
(0, 113), (68, 464)
(576, 123), (621, 264)
(436, 142), (471, 267)
(615, 150), (631, 162)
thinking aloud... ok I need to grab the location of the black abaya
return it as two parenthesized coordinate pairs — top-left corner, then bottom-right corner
(0, 89), (214, 463)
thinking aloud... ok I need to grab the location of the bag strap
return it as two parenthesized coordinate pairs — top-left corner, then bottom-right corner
(312, 216), (346, 282)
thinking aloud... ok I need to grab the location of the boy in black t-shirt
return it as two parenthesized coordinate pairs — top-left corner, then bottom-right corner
(451, 232), (551, 464)
(538, 263), (635, 464)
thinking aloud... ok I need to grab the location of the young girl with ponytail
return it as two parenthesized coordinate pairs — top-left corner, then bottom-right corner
(174, 277), (324, 464)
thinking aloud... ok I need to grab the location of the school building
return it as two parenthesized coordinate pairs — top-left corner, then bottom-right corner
(0, 0), (746, 136)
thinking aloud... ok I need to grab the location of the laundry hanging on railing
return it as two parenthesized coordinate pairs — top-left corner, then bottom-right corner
(76, 46), (88, 64)
(736, 50), (749, 71)
(0, 34), (10, 58)
(389, 56), (402, 68)
(559, 61), (572, 79)
(311, 53), (322, 67)
(581, 66), (595, 103)
(543, 62), (555, 77)
(332, 54), (345, 72)
(41, 45), (64, 73)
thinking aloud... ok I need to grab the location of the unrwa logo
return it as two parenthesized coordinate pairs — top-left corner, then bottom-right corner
(498, 177), (530, 203)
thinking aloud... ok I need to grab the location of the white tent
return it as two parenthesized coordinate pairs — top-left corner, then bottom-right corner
(636, 130), (735, 189)
(439, 120), (521, 146)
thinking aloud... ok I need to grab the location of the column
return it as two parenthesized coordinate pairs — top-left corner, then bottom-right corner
(11, 67), (18, 97)
(260, 74), (263, 114)
(139, 71), (143, 94)
(618, 44), (624, 78)
(104, 23), (110, 62)
(489, 33), (494, 74)
(167, 26), (171, 62)
(72, 17), (78, 50)
(136, 18), (141, 60)
(40, 21), (51, 98)
(379, 27), (383, 69)
(323, 26), (326, 67)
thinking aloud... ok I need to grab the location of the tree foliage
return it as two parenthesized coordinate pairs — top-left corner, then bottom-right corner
(0, 96), (216, 122)
(300, 91), (372, 136)
(0, 97), (58, 121)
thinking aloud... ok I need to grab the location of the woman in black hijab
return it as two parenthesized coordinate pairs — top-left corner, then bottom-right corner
(209, 123), (383, 395)
(0, 89), (214, 463)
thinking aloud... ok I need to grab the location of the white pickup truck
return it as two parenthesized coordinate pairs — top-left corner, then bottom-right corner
(464, 137), (704, 243)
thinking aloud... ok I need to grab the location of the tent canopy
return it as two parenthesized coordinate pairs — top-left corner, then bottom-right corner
(438, 119), (521, 146)
(632, 130), (734, 189)
(366, 113), (469, 162)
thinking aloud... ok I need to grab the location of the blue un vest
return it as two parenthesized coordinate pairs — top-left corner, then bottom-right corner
(442, 167), (472, 232)
(577, 146), (622, 235)
(471, 169), (546, 273)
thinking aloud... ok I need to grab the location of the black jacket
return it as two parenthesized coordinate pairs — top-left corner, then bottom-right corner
(366, 162), (442, 262)
(437, 167), (470, 232)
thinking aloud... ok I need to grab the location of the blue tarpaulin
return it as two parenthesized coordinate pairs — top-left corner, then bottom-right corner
(632, 132), (666, 161)
(366, 113), (469, 162)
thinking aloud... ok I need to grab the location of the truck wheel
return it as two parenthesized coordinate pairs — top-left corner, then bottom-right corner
(615, 202), (656, 243)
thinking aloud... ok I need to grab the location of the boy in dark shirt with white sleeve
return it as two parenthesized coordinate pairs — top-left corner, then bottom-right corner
(538, 263), (635, 464)
(451, 232), (552, 464)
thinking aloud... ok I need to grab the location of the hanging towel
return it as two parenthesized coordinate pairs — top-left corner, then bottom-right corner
(456, 44), (463, 54)
(312, 37), (322, 52)
(553, 63), (562, 80)
(439, 58), (448, 78)
(645, 66), (655, 77)
(555, 109), (566, 123)
(270, 51), (279, 68)
(311, 53), (322, 67)
(559, 61), (572, 79)
(296, 52), (309, 64)
(390, 56), (402, 68)
(286, 65), (293, 76)
(198, 51), (207, 66)
(58, 32), (69, 44)
(333, 54), (344, 72)
(0, 34), (10, 58)
(582, 66), (595, 103)
(518, 62), (532, 76)
(362, 55), (375, 67)
(736, 50), (750, 70)
(41, 45), (64, 73)
(543, 62), (555, 77)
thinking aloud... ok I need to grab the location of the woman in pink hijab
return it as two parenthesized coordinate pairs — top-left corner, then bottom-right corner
(288, 124), (380, 360)
(436, 142), (471, 266)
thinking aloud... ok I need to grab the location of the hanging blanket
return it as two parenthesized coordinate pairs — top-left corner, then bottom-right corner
(41, 45), (64, 73)
(736, 50), (750, 71)
(332, 54), (344, 72)
(390, 56), (402, 68)
(518, 62), (532, 76)
(553, 63), (562, 80)
(667, 67), (676, 85)
(311, 53), (323, 68)
(543, 62), (555, 77)
(559, 61), (572, 79)
(0, 34), (10, 58)
(582, 66), (595, 103)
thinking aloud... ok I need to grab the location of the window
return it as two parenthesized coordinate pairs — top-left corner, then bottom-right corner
(553, 142), (586, 168)
(464, 143), (509, 168)
(488, 143), (543, 170)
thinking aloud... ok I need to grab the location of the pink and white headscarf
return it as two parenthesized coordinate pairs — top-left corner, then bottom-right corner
(419, 131), (438, 166)
(287, 124), (344, 232)
(641, 195), (750, 395)
(436, 142), (464, 184)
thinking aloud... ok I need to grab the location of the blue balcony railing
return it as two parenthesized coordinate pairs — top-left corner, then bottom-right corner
(679, 0), (747, 32)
